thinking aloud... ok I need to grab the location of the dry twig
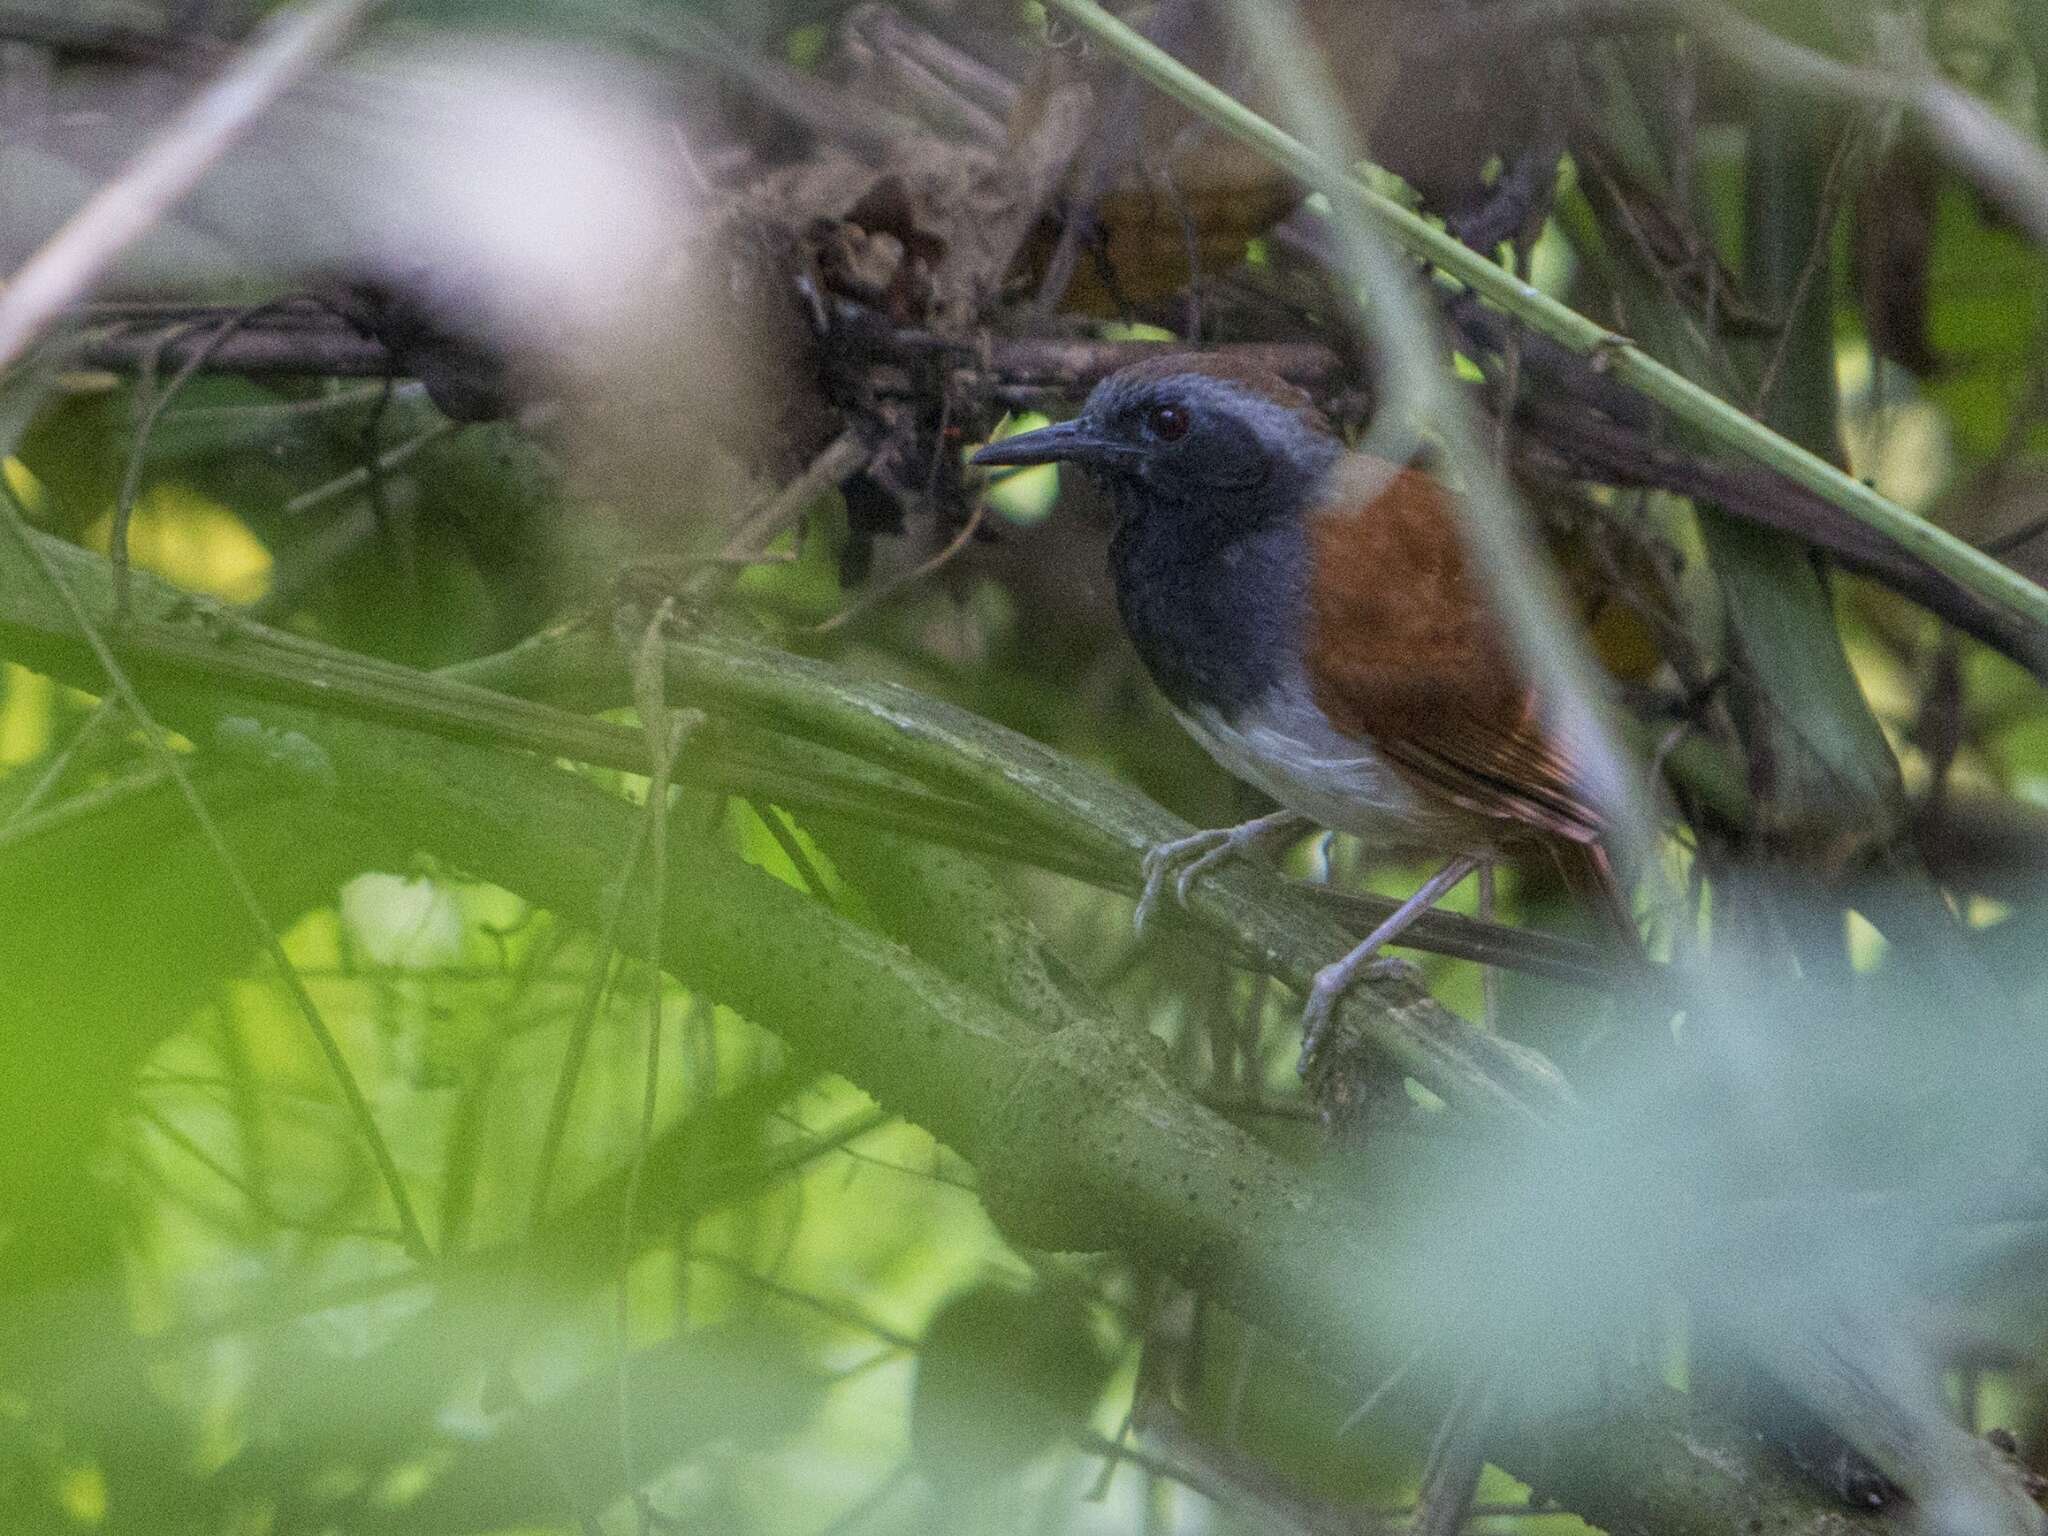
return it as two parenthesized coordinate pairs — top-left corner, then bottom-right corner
(0, 0), (381, 370)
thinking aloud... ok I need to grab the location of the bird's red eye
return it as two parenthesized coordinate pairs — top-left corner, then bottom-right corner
(1146, 402), (1191, 441)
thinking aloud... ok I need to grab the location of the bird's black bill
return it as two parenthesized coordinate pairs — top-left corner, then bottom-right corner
(970, 418), (1130, 469)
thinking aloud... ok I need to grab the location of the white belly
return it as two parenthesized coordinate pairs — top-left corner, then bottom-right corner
(1175, 690), (1477, 856)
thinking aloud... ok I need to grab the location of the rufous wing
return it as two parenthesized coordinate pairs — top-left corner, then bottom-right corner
(1303, 462), (1640, 949)
(1301, 459), (1607, 849)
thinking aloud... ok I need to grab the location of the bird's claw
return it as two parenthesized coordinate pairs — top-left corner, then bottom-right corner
(1299, 966), (1347, 1072)
(1132, 813), (1305, 937)
(1134, 828), (1229, 936)
(1298, 954), (1409, 1076)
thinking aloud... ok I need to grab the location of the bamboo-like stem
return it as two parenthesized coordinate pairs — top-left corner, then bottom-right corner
(0, 582), (1635, 990)
(1041, 0), (2048, 643)
(636, 623), (1580, 1126)
(1726, 93), (1901, 856)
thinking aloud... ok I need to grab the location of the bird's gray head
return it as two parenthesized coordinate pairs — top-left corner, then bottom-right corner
(970, 357), (1342, 528)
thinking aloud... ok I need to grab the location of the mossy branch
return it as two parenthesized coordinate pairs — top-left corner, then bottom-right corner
(298, 706), (1891, 1536)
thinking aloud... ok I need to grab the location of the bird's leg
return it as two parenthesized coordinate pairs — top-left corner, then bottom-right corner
(1300, 853), (1482, 1066)
(1134, 810), (1308, 935)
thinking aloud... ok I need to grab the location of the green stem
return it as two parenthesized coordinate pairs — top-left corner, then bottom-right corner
(1721, 93), (1903, 856)
(1042, 0), (2048, 640)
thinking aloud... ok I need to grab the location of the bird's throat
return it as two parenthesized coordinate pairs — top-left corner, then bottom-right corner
(1108, 499), (1308, 718)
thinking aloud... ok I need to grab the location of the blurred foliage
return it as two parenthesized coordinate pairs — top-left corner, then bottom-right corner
(3, 1), (2048, 1534)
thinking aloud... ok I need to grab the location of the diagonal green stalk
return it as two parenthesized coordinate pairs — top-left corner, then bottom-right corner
(1726, 93), (1902, 850)
(1042, 0), (2048, 642)
(1211, 0), (1659, 889)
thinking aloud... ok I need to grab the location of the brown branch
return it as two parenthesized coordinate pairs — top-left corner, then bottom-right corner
(1516, 398), (2048, 675)
(74, 306), (1352, 394)
(936, 334), (1354, 401)
(0, 0), (381, 370)
(78, 314), (392, 375)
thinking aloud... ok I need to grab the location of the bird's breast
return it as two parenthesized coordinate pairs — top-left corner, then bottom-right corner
(1106, 480), (1491, 853)
(1175, 686), (1480, 855)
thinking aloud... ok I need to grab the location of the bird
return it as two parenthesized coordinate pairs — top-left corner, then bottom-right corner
(970, 353), (1639, 1050)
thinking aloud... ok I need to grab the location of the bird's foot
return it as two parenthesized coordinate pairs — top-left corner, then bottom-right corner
(1133, 811), (1306, 936)
(1299, 950), (1411, 1071)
